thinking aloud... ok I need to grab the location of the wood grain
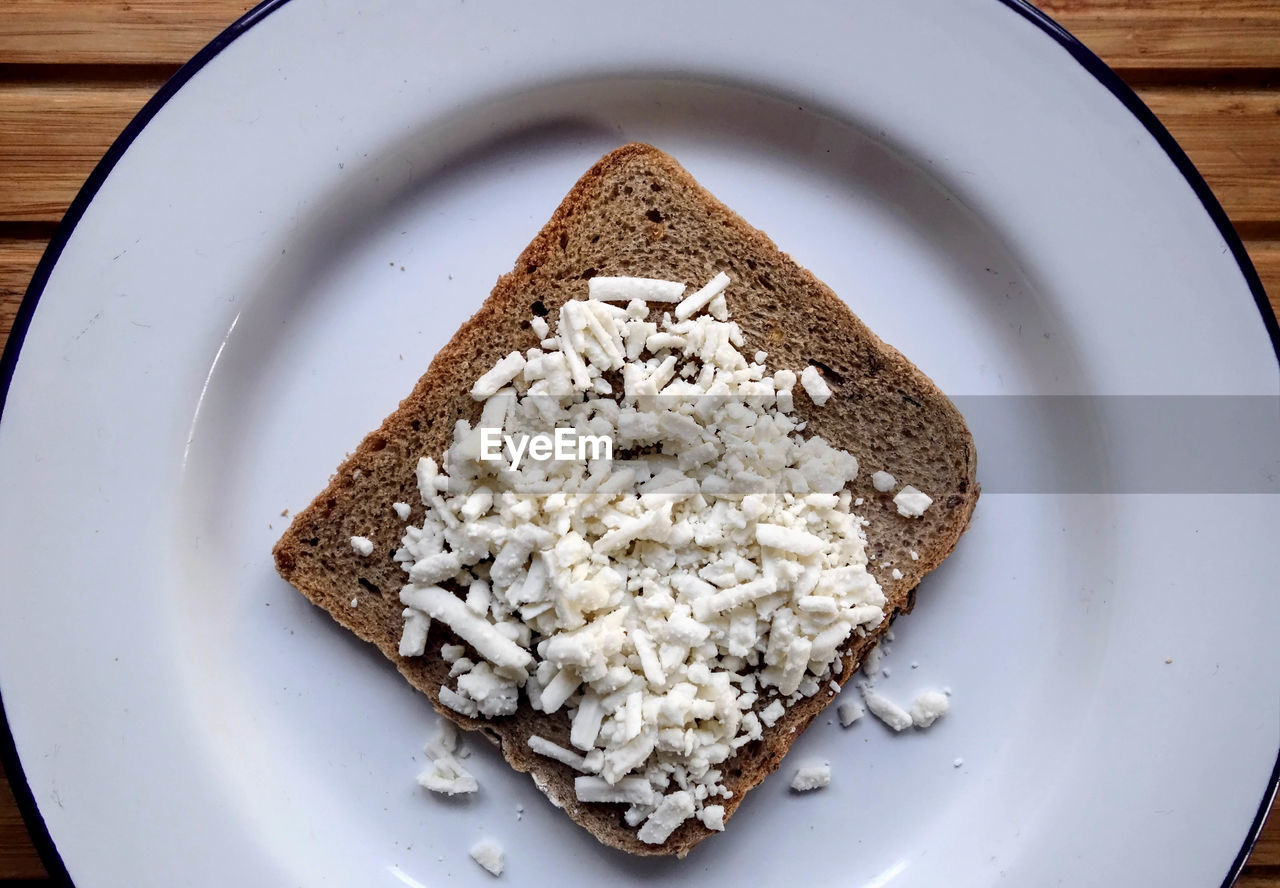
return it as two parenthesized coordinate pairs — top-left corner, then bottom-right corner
(0, 83), (161, 223)
(1, 239), (46, 345)
(0, 759), (43, 881)
(3, 0), (1279, 70)
(0, 1), (256, 66)
(1253, 812), (1280, 865)
(1137, 87), (1280, 227)
(1, 81), (1278, 228)
(1246, 239), (1280, 313)
(1035, 0), (1280, 71)
(0, 0), (1277, 885)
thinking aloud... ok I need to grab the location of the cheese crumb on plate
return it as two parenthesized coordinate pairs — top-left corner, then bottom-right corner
(469, 838), (504, 876)
(790, 763), (831, 791)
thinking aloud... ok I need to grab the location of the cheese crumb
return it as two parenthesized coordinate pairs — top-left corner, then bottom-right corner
(440, 643), (466, 663)
(837, 701), (864, 727)
(393, 501), (412, 521)
(790, 763), (831, 791)
(910, 690), (950, 728)
(470, 351), (526, 400)
(469, 838), (505, 876)
(417, 749), (478, 795)
(860, 686), (913, 732)
(759, 700), (786, 727)
(699, 804), (726, 831)
(398, 610), (430, 657)
(799, 365), (832, 406)
(674, 271), (730, 320)
(590, 275), (686, 303)
(350, 536), (375, 557)
(871, 470), (896, 492)
(861, 644), (884, 677)
(417, 719), (476, 794)
(637, 791), (696, 844)
(893, 486), (933, 517)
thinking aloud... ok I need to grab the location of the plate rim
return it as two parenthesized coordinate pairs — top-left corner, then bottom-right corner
(0, 1), (1276, 886)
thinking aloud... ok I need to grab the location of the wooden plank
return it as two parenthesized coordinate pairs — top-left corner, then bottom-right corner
(1, 238), (47, 345)
(0, 774), (45, 879)
(1148, 88), (1280, 227)
(0, 0), (255, 66)
(1235, 869), (1280, 888)
(0, 79), (1277, 229)
(1242, 239), (1280, 318)
(0, 83), (159, 223)
(1034, 0), (1280, 71)
(1252, 808), (1280, 867)
(1135, 87), (1280, 226)
(0, 1), (1278, 70)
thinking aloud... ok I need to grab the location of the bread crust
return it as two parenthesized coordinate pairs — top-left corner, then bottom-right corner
(273, 143), (979, 857)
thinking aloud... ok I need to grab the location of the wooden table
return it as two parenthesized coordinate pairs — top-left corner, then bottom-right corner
(0, 1), (1277, 884)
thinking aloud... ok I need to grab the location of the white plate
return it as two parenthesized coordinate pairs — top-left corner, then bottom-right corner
(1, 1), (1277, 886)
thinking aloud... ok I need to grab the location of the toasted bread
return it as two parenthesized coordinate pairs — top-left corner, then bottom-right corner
(273, 143), (978, 856)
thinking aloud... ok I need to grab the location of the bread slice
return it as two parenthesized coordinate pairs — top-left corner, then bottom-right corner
(273, 143), (978, 856)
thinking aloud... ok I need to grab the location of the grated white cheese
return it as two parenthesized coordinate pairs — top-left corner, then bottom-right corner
(589, 275), (686, 303)
(759, 699), (786, 727)
(393, 501), (412, 521)
(395, 272), (887, 844)
(799, 366), (832, 406)
(837, 701), (864, 727)
(910, 690), (950, 728)
(575, 775), (656, 805)
(440, 643), (466, 663)
(469, 838), (505, 877)
(417, 720), (478, 796)
(527, 735), (591, 773)
(861, 644), (884, 677)
(699, 804), (726, 831)
(674, 271), (730, 320)
(893, 485), (934, 517)
(637, 790), (696, 844)
(400, 584), (532, 671)
(471, 351), (527, 400)
(398, 609), (430, 656)
(870, 470), (896, 492)
(860, 685), (913, 732)
(790, 763), (831, 791)
(350, 536), (375, 557)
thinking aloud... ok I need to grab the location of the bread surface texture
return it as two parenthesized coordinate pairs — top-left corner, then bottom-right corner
(273, 142), (978, 857)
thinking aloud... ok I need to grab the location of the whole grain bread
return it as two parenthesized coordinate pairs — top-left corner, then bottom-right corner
(273, 143), (978, 857)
